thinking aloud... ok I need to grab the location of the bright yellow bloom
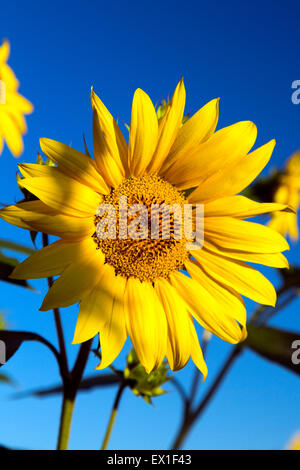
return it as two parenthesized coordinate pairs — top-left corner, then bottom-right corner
(286, 432), (300, 450)
(269, 151), (300, 240)
(0, 40), (33, 157)
(0, 80), (289, 375)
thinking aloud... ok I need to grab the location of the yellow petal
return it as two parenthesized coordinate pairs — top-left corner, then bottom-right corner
(170, 271), (245, 344)
(186, 259), (247, 328)
(286, 151), (300, 175)
(91, 89), (127, 187)
(0, 200), (58, 230)
(188, 316), (208, 380)
(198, 240), (289, 268)
(204, 217), (289, 253)
(40, 248), (105, 311)
(272, 184), (289, 204)
(4, 106), (27, 133)
(40, 138), (109, 194)
(20, 171), (102, 217)
(148, 79), (186, 174)
(11, 238), (94, 279)
(189, 140), (275, 203)
(156, 279), (191, 371)
(24, 213), (94, 240)
(72, 263), (120, 344)
(204, 195), (288, 218)
(287, 213), (299, 240)
(125, 278), (167, 373)
(0, 65), (19, 92)
(6, 92), (33, 113)
(161, 97), (219, 174)
(0, 40), (10, 62)
(18, 163), (64, 178)
(128, 88), (158, 177)
(96, 274), (127, 370)
(281, 175), (300, 189)
(189, 250), (276, 306)
(269, 211), (299, 241)
(164, 120), (257, 189)
(0, 112), (23, 157)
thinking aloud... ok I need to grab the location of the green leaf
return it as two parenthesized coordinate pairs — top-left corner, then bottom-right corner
(14, 374), (121, 399)
(0, 242), (35, 289)
(36, 152), (43, 164)
(0, 313), (5, 330)
(0, 330), (60, 367)
(0, 373), (15, 386)
(245, 324), (300, 376)
(156, 99), (169, 122)
(0, 239), (34, 256)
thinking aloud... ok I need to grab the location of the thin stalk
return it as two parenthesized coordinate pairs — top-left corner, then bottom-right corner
(101, 382), (126, 450)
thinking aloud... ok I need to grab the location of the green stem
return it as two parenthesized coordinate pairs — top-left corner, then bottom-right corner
(101, 382), (126, 450)
(57, 394), (75, 450)
(56, 340), (92, 450)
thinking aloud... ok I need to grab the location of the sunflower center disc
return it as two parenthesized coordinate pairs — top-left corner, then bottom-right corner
(93, 174), (189, 282)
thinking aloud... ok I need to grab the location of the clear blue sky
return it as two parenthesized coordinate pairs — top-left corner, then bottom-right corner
(0, 0), (299, 450)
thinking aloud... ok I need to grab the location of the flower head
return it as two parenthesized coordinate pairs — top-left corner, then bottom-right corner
(0, 40), (33, 157)
(0, 80), (289, 376)
(269, 151), (300, 240)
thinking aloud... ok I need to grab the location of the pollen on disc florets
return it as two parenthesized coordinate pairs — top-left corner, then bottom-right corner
(92, 174), (189, 283)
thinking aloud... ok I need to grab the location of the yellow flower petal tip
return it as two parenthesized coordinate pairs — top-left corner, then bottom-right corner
(39, 304), (50, 312)
(268, 149), (300, 241)
(71, 336), (83, 345)
(0, 39), (33, 157)
(0, 82), (288, 375)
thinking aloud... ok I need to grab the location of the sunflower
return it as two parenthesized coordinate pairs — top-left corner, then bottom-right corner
(0, 80), (289, 376)
(0, 39), (33, 157)
(269, 151), (300, 241)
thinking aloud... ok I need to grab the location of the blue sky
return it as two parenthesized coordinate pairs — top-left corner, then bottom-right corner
(0, 0), (300, 450)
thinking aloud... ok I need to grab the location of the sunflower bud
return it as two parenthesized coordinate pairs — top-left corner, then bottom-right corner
(156, 98), (190, 124)
(124, 349), (170, 404)
(156, 99), (169, 122)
